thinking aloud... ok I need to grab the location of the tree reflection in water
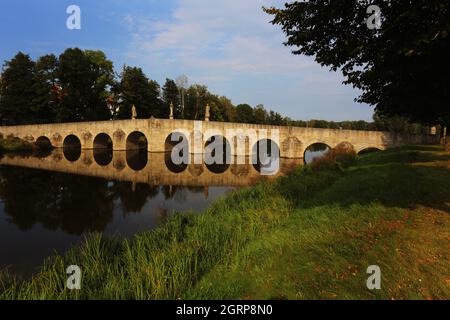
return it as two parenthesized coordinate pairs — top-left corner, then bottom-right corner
(113, 181), (159, 215)
(0, 167), (164, 234)
(0, 166), (114, 234)
(0, 150), (302, 277)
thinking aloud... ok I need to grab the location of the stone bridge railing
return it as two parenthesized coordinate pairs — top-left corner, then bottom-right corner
(0, 118), (439, 159)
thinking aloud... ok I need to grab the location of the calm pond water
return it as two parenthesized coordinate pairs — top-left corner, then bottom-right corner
(0, 149), (306, 277)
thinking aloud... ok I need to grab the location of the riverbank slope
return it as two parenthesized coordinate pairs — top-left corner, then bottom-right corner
(1, 145), (449, 299)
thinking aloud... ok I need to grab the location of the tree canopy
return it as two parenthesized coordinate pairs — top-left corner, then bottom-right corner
(58, 48), (114, 122)
(0, 52), (37, 124)
(0, 47), (432, 134)
(115, 66), (162, 119)
(264, 0), (450, 126)
(162, 78), (181, 118)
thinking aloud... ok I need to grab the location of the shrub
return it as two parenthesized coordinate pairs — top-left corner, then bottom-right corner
(277, 165), (341, 206)
(334, 143), (357, 167)
(311, 143), (357, 171)
(0, 135), (34, 153)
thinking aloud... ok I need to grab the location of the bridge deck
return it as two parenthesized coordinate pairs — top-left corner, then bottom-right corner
(0, 118), (438, 158)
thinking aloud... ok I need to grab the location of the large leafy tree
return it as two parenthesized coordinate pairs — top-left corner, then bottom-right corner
(31, 54), (59, 123)
(218, 96), (236, 122)
(253, 104), (269, 124)
(84, 50), (115, 118)
(0, 52), (37, 125)
(265, 1), (450, 126)
(57, 48), (114, 122)
(268, 110), (285, 126)
(184, 84), (210, 120)
(116, 66), (162, 119)
(235, 104), (254, 123)
(162, 78), (181, 118)
(207, 95), (227, 122)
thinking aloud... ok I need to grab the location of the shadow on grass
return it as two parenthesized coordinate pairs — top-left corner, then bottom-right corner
(357, 146), (450, 167)
(395, 145), (443, 152)
(302, 150), (450, 212)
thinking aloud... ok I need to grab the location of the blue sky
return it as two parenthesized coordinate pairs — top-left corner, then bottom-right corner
(0, 0), (374, 121)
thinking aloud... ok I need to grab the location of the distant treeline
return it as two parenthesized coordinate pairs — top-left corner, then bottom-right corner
(287, 116), (433, 135)
(0, 49), (430, 134)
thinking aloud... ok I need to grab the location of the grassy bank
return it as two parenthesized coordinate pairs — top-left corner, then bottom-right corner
(1, 145), (449, 300)
(0, 135), (34, 153)
(0, 135), (52, 154)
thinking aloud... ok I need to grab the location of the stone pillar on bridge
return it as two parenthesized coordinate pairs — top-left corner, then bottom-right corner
(169, 102), (174, 120)
(112, 129), (127, 151)
(281, 136), (304, 159)
(205, 104), (210, 122)
(112, 151), (127, 171)
(81, 131), (94, 150)
(230, 134), (250, 157)
(131, 105), (137, 120)
(80, 149), (94, 166)
(50, 132), (64, 149)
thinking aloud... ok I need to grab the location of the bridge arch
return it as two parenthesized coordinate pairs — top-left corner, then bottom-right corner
(165, 153), (188, 173)
(358, 147), (382, 155)
(335, 141), (355, 153)
(93, 133), (113, 166)
(303, 142), (331, 164)
(63, 134), (81, 149)
(165, 132), (189, 155)
(165, 132), (189, 173)
(35, 136), (53, 149)
(204, 135), (231, 174)
(252, 139), (281, 158)
(252, 138), (280, 175)
(63, 135), (81, 162)
(126, 131), (148, 151)
(125, 131), (148, 171)
(94, 149), (113, 166)
(127, 149), (148, 171)
(94, 133), (113, 149)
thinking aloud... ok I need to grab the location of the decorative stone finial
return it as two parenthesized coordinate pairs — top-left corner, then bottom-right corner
(169, 101), (174, 120)
(205, 103), (210, 122)
(131, 104), (137, 120)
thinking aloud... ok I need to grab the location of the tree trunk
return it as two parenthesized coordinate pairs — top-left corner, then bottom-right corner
(443, 126), (448, 151)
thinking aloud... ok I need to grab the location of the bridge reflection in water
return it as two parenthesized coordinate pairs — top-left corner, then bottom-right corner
(0, 150), (302, 277)
(0, 149), (302, 187)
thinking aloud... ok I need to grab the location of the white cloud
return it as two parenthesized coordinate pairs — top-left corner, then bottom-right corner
(120, 0), (374, 121)
(122, 0), (314, 77)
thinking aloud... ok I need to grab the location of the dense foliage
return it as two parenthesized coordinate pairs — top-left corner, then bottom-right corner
(0, 48), (431, 133)
(264, 1), (450, 127)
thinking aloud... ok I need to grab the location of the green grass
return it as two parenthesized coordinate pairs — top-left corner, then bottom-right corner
(1, 145), (449, 300)
(0, 135), (53, 156)
(0, 136), (34, 153)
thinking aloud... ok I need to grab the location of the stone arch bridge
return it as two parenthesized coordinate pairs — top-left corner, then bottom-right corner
(0, 118), (437, 158)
